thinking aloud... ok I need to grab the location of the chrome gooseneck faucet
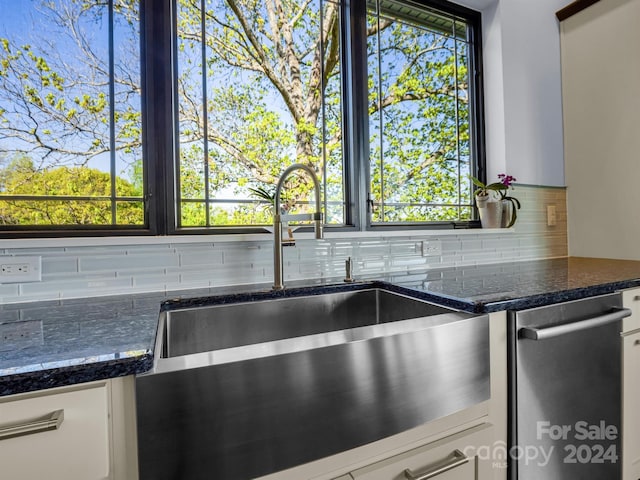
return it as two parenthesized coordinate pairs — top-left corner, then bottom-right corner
(273, 163), (323, 290)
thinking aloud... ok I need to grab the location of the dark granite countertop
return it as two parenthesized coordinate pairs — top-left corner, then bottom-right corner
(385, 256), (640, 313)
(2, 256), (640, 397)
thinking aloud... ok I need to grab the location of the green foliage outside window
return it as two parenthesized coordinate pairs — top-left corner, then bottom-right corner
(0, 0), (480, 231)
(0, 0), (143, 228)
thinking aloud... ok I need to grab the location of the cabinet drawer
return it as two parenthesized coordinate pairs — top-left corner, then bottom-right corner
(350, 423), (494, 480)
(622, 288), (640, 333)
(0, 381), (110, 480)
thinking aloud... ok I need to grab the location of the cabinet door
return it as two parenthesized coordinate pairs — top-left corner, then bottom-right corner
(623, 331), (640, 480)
(0, 381), (110, 480)
(351, 423), (494, 480)
(623, 288), (640, 333)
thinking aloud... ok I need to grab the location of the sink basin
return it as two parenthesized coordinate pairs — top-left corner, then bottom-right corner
(136, 284), (490, 480)
(161, 287), (455, 359)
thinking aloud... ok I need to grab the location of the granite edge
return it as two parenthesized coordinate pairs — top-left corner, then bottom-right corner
(481, 279), (640, 312)
(0, 353), (153, 397)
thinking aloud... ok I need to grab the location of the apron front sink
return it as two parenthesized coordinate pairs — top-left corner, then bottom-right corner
(136, 284), (490, 480)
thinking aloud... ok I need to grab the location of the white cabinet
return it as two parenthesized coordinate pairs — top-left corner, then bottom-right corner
(623, 288), (640, 480)
(623, 289), (640, 333)
(0, 376), (138, 480)
(623, 331), (640, 480)
(0, 381), (111, 480)
(350, 423), (494, 480)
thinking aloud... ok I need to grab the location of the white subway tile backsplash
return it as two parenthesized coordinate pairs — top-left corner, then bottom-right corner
(41, 257), (80, 275)
(0, 284), (20, 303)
(20, 277), (132, 298)
(80, 253), (180, 272)
(179, 271), (215, 288)
(296, 242), (332, 258)
(331, 242), (355, 258)
(123, 244), (174, 253)
(0, 185), (567, 303)
(5, 247), (67, 255)
(441, 240), (462, 252)
(133, 273), (182, 291)
(64, 246), (129, 255)
(461, 251), (495, 262)
(180, 251), (223, 267)
(222, 244), (269, 265)
(361, 259), (387, 271)
(482, 238), (514, 250)
(389, 241), (421, 256)
(390, 257), (428, 267)
(356, 242), (391, 257)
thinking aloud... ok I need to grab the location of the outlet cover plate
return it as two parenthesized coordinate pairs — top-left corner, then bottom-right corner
(0, 256), (42, 283)
(547, 205), (557, 227)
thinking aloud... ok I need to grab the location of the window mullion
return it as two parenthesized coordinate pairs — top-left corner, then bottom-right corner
(141, 0), (174, 234)
(108, 0), (117, 225)
(343, 0), (370, 231)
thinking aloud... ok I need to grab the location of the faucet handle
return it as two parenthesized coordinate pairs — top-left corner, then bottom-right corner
(344, 257), (355, 283)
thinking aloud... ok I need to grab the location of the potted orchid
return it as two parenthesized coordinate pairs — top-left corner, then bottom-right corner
(496, 174), (521, 228)
(472, 174), (521, 228)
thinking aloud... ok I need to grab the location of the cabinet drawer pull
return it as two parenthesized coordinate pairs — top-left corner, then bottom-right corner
(634, 296), (640, 302)
(0, 409), (64, 440)
(403, 449), (469, 480)
(635, 339), (640, 346)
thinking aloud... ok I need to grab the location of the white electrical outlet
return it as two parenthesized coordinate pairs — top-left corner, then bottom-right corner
(547, 205), (557, 227)
(422, 240), (442, 257)
(0, 256), (42, 283)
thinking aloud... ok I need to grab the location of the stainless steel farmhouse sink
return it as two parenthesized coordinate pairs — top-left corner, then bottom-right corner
(136, 285), (490, 480)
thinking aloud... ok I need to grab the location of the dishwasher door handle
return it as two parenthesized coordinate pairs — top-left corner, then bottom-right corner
(519, 307), (631, 340)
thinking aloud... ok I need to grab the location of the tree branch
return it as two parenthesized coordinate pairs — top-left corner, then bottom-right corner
(224, 0), (299, 122)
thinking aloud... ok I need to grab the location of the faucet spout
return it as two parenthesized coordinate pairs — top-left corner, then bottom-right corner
(272, 163), (324, 290)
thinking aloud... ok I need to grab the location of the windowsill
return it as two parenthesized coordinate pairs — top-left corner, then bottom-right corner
(0, 227), (516, 249)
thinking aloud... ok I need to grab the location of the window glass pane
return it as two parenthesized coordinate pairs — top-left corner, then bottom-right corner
(367, 0), (474, 223)
(177, 0), (206, 222)
(114, 3), (143, 200)
(0, 0), (144, 227)
(176, 0), (344, 228)
(181, 201), (206, 227)
(456, 37), (472, 220)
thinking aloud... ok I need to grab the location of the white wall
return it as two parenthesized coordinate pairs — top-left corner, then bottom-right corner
(456, 0), (567, 186)
(563, 0), (640, 260)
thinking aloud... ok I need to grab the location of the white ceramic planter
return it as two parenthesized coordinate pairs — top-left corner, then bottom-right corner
(476, 194), (503, 228)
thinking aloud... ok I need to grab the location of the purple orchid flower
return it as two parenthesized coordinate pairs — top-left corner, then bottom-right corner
(498, 173), (516, 188)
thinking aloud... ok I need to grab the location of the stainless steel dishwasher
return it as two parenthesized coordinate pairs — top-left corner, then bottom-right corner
(508, 293), (631, 480)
